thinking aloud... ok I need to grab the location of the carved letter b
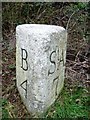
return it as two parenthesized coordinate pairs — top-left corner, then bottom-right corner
(21, 48), (28, 71)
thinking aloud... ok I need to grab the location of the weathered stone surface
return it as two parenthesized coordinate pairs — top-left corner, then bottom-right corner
(16, 24), (67, 117)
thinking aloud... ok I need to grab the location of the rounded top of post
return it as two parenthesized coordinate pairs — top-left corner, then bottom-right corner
(16, 24), (66, 34)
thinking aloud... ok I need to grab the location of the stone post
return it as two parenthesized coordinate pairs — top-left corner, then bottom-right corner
(16, 24), (67, 117)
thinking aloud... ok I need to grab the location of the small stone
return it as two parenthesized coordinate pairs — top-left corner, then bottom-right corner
(76, 98), (81, 104)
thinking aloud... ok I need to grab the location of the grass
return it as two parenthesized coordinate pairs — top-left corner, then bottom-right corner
(1, 98), (15, 119)
(45, 85), (89, 118)
(1, 99), (10, 119)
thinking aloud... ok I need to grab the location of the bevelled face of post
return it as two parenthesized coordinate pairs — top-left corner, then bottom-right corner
(16, 24), (67, 117)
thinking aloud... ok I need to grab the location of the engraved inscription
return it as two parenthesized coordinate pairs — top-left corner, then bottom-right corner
(48, 47), (65, 76)
(48, 50), (56, 76)
(53, 76), (59, 96)
(20, 80), (27, 98)
(48, 46), (65, 97)
(21, 48), (28, 71)
(57, 48), (65, 71)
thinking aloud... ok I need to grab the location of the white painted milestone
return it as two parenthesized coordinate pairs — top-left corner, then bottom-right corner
(16, 24), (67, 117)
